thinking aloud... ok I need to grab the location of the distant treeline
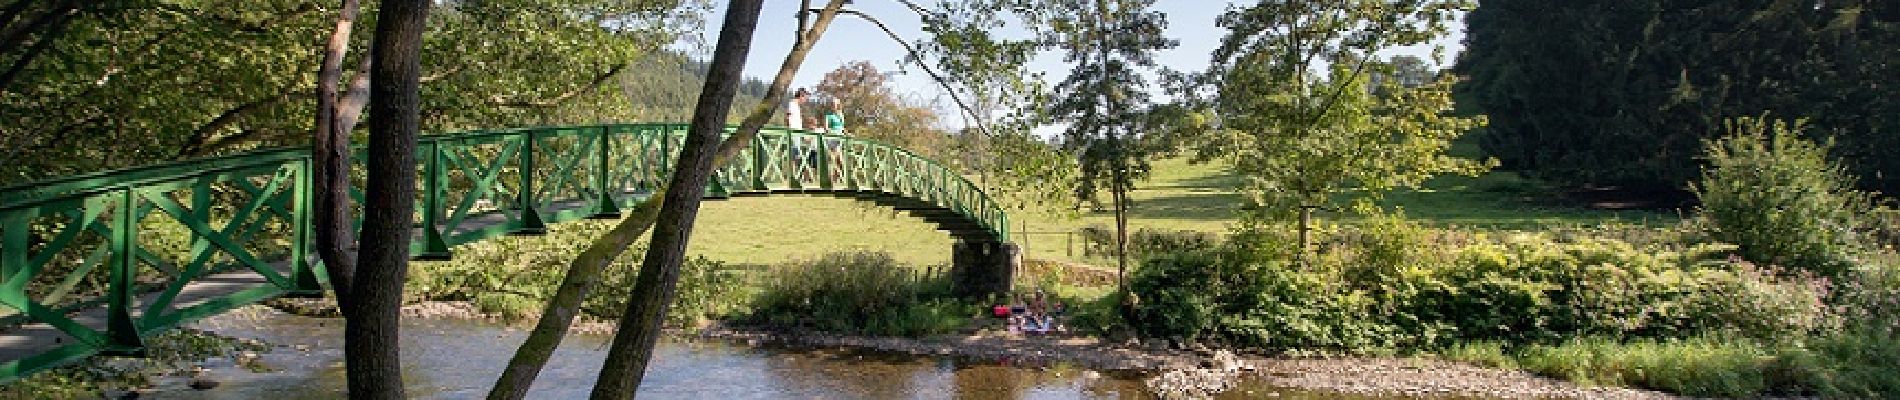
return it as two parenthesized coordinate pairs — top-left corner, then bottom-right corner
(1456, 0), (1899, 194)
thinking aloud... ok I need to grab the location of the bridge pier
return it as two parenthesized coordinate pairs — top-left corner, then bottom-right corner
(950, 240), (1019, 299)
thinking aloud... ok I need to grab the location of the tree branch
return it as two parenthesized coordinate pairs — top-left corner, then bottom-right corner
(148, 1), (319, 35)
(835, 10), (995, 138)
(176, 91), (298, 158)
(487, 64), (629, 108)
(0, 2), (76, 93)
(419, 63), (465, 83)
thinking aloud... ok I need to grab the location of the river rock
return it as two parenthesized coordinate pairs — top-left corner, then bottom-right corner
(188, 378), (221, 390)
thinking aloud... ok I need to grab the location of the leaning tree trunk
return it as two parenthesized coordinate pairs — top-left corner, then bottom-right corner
(313, 0), (363, 307)
(346, 0), (430, 398)
(587, 2), (763, 397)
(484, 2), (851, 398)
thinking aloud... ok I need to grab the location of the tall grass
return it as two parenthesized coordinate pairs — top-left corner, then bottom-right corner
(745, 251), (972, 337)
(1441, 334), (1900, 398)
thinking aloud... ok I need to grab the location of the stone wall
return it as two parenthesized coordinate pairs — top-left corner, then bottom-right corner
(950, 241), (1018, 299)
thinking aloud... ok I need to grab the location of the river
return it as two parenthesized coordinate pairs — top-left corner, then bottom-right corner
(148, 308), (1430, 399)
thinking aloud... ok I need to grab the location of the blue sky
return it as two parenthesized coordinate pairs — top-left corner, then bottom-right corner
(676, 1), (1465, 125)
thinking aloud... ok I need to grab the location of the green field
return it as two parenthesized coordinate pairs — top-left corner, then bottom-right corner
(678, 157), (1676, 267)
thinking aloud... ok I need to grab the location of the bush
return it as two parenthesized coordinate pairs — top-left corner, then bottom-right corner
(1679, 262), (1839, 341)
(408, 220), (745, 326)
(1125, 234), (1395, 352)
(1128, 228), (1220, 259)
(1835, 254), (1900, 335)
(744, 251), (969, 336)
(1693, 117), (1874, 276)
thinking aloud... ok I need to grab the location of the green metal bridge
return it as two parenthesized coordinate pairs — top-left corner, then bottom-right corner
(0, 123), (1015, 382)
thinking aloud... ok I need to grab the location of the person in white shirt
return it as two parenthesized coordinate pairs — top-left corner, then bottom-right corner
(786, 88), (808, 130)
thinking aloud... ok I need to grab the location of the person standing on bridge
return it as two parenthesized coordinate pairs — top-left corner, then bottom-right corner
(787, 88), (809, 130)
(824, 96), (846, 136)
(788, 88), (817, 174)
(823, 97), (848, 180)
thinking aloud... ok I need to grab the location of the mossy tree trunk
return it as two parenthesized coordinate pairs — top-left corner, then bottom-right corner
(344, 0), (431, 398)
(483, 2), (852, 398)
(586, 1), (764, 397)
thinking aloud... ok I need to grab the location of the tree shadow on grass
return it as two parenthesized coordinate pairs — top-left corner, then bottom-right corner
(1119, 192), (1244, 222)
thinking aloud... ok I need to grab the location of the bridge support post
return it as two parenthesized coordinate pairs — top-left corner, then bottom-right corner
(950, 240), (1018, 299)
(514, 129), (547, 235)
(104, 189), (147, 356)
(590, 125), (622, 219)
(417, 141), (452, 259)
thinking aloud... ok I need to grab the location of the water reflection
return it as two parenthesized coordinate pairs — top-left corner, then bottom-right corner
(162, 312), (1443, 399)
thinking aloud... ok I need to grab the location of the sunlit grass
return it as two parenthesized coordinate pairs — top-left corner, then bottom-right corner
(679, 156), (1677, 267)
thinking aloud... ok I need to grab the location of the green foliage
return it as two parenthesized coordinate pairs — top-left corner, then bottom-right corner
(1202, 0), (1488, 253)
(408, 220), (746, 327)
(812, 62), (953, 161)
(1127, 228), (1219, 260)
(1836, 253), (1900, 335)
(1678, 262), (1839, 340)
(0, 0), (714, 185)
(1516, 337), (1773, 397)
(744, 252), (969, 337)
(1444, 333), (1900, 398)
(1125, 241), (1392, 351)
(1693, 117), (1874, 276)
(1034, 0), (1176, 206)
(1123, 213), (1846, 354)
(1457, 0), (1900, 193)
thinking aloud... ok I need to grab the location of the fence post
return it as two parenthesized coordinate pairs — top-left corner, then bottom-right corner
(786, 131), (804, 190)
(818, 134), (833, 190)
(103, 189), (146, 355)
(515, 129), (547, 235)
(290, 158), (324, 292)
(591, 125), (622, 218)
(750, 133), (767, 189)
(418, 141), (452, 258)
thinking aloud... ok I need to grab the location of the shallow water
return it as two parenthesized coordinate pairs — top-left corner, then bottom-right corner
(160, 312), (1430, 399)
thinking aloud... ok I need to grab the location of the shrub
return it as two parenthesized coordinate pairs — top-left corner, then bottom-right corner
(1126, 236), (1395, 352)
(1128, 228), (1220, 259)
(1835, 253), (1900, 335)
(745, 251), (968, 336)
(1678, 261), (1839, 341)
(1693, 117), (1874, 276)
(408, 220), (745, 326)
(1125, 250), (1223, 340)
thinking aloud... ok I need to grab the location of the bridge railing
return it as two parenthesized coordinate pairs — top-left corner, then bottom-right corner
(0, 122), (1007, 380)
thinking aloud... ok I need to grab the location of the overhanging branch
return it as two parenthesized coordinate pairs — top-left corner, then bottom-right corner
(487, 64), (629, 108)
(834, 9), (994, 137)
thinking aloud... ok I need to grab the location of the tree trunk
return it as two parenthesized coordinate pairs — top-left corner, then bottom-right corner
(484, 2), (849, 398)
(346, 0), (430, 398)
(587, 2), (763, 397)
(1113, 176), (1129, 289)
(313, 0), (362, 307)
(1297, 205), (1312, 267)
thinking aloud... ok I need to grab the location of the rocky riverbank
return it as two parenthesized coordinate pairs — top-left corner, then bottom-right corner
(689, 322), (1681, 400)
(257, 298), (1684, 399)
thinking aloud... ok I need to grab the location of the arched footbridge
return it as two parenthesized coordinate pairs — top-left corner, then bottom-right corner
(0, 123), (1018, 382)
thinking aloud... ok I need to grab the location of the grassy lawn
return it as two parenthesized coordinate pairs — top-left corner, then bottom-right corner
(677, 157), (1677, 267)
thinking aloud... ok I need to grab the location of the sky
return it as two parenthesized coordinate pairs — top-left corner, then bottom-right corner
(675, 1), (1466, 127)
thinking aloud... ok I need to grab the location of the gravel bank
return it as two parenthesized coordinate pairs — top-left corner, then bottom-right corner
(264, 298), (1683, 399)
